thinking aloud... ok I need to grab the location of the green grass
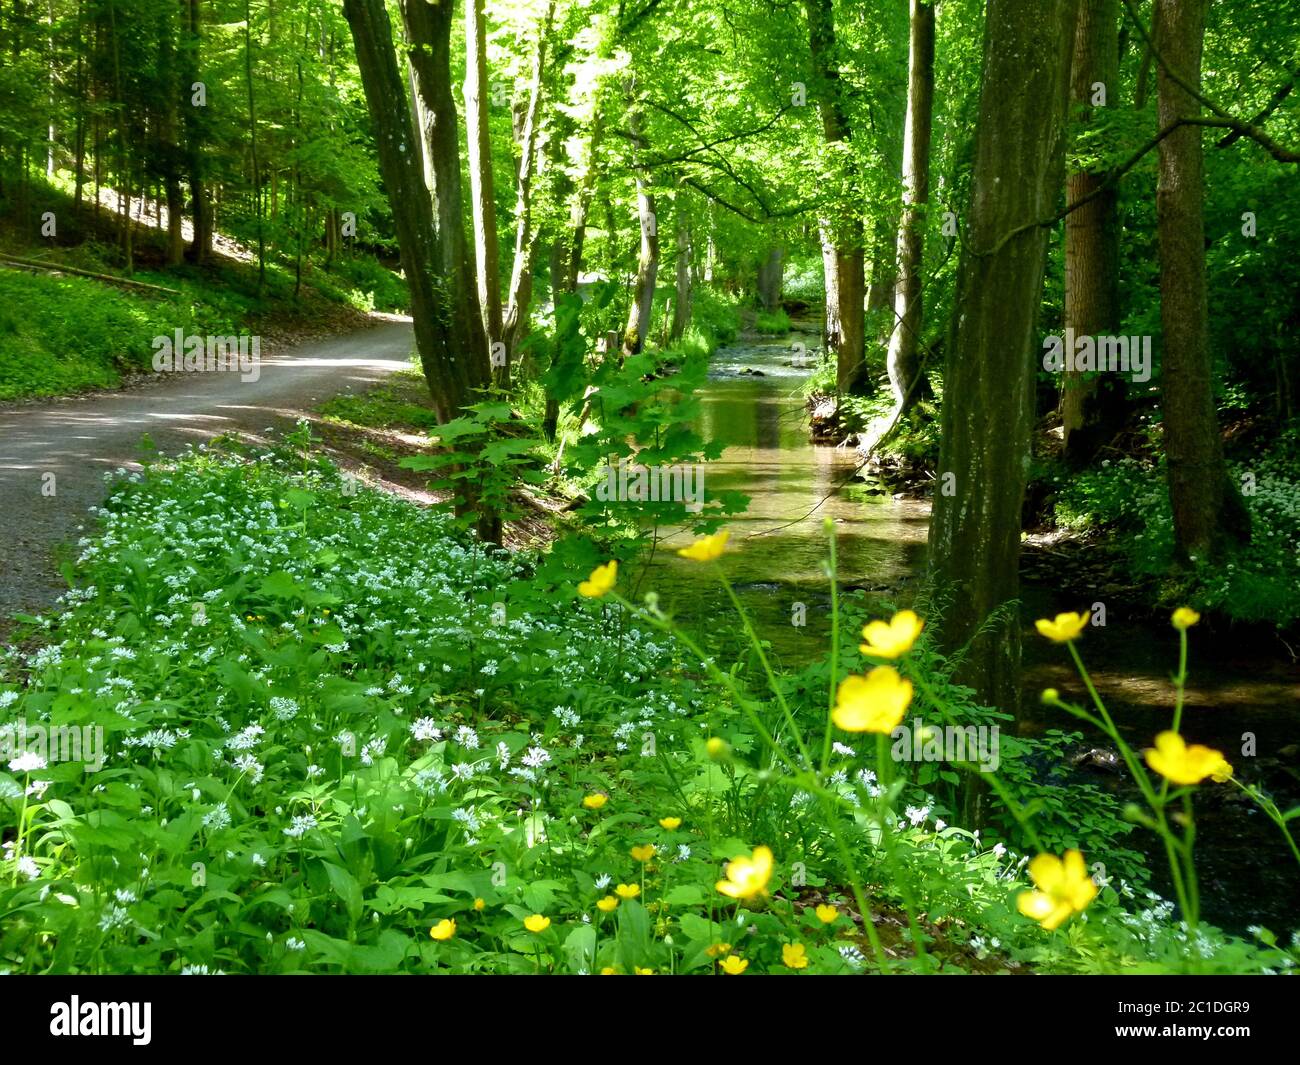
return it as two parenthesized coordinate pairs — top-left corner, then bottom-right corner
(0, 175), (409, 402)
(0, 270), (242, 400)
(318, 369), (439, 432)
(754, 308), (792, 335)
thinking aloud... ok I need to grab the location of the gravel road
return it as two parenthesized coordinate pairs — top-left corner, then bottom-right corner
(0, 318), (415, 623)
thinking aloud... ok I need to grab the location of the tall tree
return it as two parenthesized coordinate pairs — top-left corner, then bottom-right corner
(884, 0), (935, 416)
(463, 0), (503, 378)
(1153, 0), (1251, 560)
(156, 3), (185, 264)
(501, 0), (554, 373)
(1062, 0), (1125, 465)
(243, 0), (265, 292)
(400, 0), (491, 397)
(343, 0), (495, 538)
(927, 0), (1079, 726)
(805, 0), (866, 395)
(181, 0), (213, 263)
(756, 245), (783, 312)
(669, 202), (692, 341)
(621, 102), (658, 360)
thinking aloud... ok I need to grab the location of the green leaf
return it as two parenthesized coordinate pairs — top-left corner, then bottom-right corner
(322, 862), (364, 925)
(562, 924), (597, 974)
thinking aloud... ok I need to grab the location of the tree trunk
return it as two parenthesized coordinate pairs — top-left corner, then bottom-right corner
(622, 106), (658, 360)
(1154, 0), (1250, 560)
(670, 210), (692, 341)
(623, 169), (658, 359)
(704, 202), (717, 283)
(1062, 0), (1126, 465)
(541, 107), (599, 441)
(182, 0), (212, 263)
(73, 0), (86, 214)
(463, 0), (503, 379)
(885, 0), (935, 413)
(501, 1), (554, 374)
(927, 0), (1079, 728)
(805, 0), (866, 395)
(756, 245), (783, 311)
(243, 0), (265, 293)
(159, 11), (185, 265)
(345, 0), (497, 541)
(400, 0), (490, 387)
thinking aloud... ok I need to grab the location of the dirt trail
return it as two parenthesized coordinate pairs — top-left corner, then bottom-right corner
(0, 317), (415, 622)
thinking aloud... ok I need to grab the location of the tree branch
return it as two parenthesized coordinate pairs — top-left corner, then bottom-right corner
(1120, 0), (1300, 163)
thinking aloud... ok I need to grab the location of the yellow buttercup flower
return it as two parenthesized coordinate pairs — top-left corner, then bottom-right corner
(600, 966), (619, 975)
(596, 895), (619, 913)
(658, 816), (682, 830)
(859, 609), (925, 659)
(1016, 850), (1098, 930)
(473, 897), (485, 911)
(1172, 607), (1201, 631)
(429, 918), (455, 941)
(677, 530), (730, 562)
(706, 737), (729, 759)
(582, 792), (608, 810)
(705, 942), (732, 958)
(782, 942), (809, 970)
(831, 667), (912, 734)
(1034, 610), (1091, 643)
(634, 967), (655, 975)
(814, 904), (838, 924)
(523, 914), (551, 933)
(631, 844), (656, 863)
(719, 954), (748, 974)
(577, 560), (617, 598)
(716, 845), (773, 900)
(615, 883), (640, 899)
(1144, 731), (1233, 785)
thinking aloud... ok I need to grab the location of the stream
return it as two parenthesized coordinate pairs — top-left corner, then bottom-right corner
(646, 325), (1300, 937)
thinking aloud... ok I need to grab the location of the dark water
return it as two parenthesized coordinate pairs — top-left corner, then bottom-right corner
(647, 327), (1300, 937)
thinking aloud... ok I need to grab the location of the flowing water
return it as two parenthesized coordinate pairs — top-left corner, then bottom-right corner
(647, 326), (1300, 937)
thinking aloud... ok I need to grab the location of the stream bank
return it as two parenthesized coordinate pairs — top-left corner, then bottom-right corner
(647, 325), (1300, 937)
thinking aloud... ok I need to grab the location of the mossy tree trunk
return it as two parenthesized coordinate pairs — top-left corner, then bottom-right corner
(1062, 0), (1127, 466)
(927, 0), (1079, 729)
(1154, 0), (1251, 561)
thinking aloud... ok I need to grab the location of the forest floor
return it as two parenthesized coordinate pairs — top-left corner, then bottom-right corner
(0, 316), (415, 628)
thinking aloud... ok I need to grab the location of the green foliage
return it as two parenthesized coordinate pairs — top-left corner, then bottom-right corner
(753, 308), (791, 336)
(1052, 427), (1300, 626)
(687, 287), (741, 348)
(312, 255), (409, 314)
(0, 270), (241, 400)
(399, 401), (547, 533)
(1, 451), (1293, 974)
(780, 255), (826, 305)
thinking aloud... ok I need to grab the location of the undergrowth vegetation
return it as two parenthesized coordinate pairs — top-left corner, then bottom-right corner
(1051, 424), (1300, 626)
(0, 176), (407, 401)
(2, 441), (1295, 974)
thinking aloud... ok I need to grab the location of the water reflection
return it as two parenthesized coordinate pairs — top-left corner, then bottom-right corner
(648, 331), (927, 659)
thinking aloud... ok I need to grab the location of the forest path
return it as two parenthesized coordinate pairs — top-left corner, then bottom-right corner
(0, 317), (415, 622)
